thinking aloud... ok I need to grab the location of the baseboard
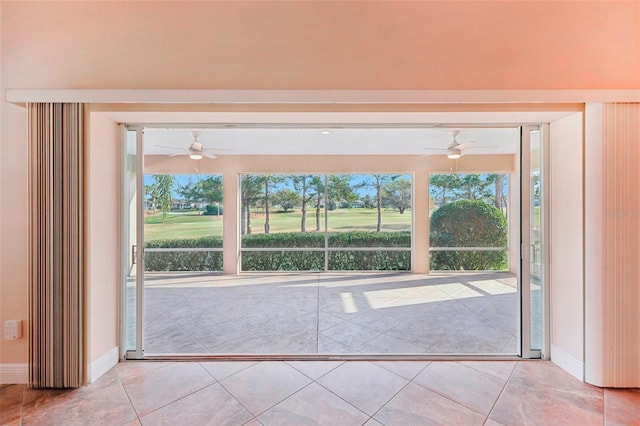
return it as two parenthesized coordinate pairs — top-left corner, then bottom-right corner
(89, 346), (119, 383)
(0, 363), (28, 384)
(551, 344), (584, 381)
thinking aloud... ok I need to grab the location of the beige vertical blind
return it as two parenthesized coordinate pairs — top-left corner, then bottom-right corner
(601, 103), (640, 386)
(29, 103), (85, 388)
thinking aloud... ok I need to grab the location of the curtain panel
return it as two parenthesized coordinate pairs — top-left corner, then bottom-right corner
(28, 103), (86, 388)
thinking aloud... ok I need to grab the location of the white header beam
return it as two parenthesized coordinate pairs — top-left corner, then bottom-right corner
(6, 89), (640, 105)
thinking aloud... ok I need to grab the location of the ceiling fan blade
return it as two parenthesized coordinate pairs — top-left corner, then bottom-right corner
(202, 152), (218, 159)
(169, 152), (188, 157)
(155, 145), (186, 151)
(203, 148), (234, 152)
(423, 148), (449, 152)
(463, 145), (499, 150)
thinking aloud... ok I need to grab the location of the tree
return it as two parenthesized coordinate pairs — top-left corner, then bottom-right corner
(328, 175), (357, 205)
(177, 175), (223, 214)
(382, 178), (412, 214)
(429, 174), (461, 206)
(273, 188), (300, 212)
(240, 175), (264, 235)
(262, 175), (284, 234)
(199, 176), (223, 205)
(153, 174), (175, 222)
(362, 174), (394, 232)
(145, 183), (159, 213)
(177, 178), (203, 211)
(458, 174), (493, 201)
(292, 175), (322, 232)
(311, 177), (326, 231)
(494, 174), (505, 211)
(363, 194), (375, 209)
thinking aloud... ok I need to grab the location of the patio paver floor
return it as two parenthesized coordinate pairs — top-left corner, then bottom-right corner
(133, 272), (518, 355)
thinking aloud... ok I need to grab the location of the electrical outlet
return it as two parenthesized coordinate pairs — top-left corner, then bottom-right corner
(4, 320), (23, 340)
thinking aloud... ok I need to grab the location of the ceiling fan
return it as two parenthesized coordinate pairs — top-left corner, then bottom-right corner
(156, 132), (232, 160)
(423, 130), (495, 159)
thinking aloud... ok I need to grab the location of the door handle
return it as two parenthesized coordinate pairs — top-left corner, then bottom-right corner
(521, 244), (536, 262)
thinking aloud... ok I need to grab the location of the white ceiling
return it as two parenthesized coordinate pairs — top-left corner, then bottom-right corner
(109, 109), (579, 156)
(142, 127), (520, 156)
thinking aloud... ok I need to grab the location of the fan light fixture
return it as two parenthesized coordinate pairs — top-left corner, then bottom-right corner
(189, 153), (203, 160)
(447, 149), (462, 160)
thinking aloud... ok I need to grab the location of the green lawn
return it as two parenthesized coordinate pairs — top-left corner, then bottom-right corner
(144, 213), (223, 240)
(144, 208), (412, 241)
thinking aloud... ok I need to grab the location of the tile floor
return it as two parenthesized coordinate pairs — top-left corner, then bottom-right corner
(2, 360), (639, 425)
(132, 272), (520, 355)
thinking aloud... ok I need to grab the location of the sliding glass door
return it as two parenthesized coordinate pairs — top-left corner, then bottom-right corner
(520, 125), (549, 359)
(121, 124), (549, 358)
(121, 125), (145, 359)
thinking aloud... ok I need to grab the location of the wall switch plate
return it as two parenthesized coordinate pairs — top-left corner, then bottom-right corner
(4, 320), (23, 340)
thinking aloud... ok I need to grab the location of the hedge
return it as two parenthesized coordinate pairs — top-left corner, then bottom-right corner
(144, 236), (223, 272)
(203, 204), (223, 215)
(145, 231), (411, 271)
(429, 199), (508, 270)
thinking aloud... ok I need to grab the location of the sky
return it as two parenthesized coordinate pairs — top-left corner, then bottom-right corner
(143, 173), (506, 200)
(144, 173), (412, 199)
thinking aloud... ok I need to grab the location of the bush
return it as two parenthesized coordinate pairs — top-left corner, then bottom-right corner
(145, 231), (411, 271)
(145, 251), (223, 271)
(430, 199), (508, 270)
(241, 251), (325, 271)
(328, 250), (410, 271)
(242, 232), (325, 248)
(328, 231), (410, 248)
(144, 236), (222, 271)
(203, 204), (223, 215)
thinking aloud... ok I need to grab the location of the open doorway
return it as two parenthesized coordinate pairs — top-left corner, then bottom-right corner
(122, 125), (544, 358)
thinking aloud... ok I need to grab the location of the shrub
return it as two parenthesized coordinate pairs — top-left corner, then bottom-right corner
(241, 231), (410, 271)
(241, 251), (325, 271)
(144, 251), (223, 271)
(203, 204), (223, 215)
(242, 232), (325, 248)
(144, 231), (411, 271)
(430, 199), (508, 270)
(144, 236), (222, 271)
(328, 231), (410, 248)
(328, 250), (410, 271)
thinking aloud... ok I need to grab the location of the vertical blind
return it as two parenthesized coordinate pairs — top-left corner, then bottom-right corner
(29, 103), (85, 388)
(601, 103), (640, 386)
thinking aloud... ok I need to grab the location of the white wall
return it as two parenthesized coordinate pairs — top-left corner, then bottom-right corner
(86, 111), (120, 379)
(549, 113), (584, 380)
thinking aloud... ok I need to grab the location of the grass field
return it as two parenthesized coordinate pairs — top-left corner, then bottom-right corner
(144, 208), (412, 241)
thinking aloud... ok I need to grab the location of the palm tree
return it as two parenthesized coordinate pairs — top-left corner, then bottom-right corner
(153, 174), (175, 223)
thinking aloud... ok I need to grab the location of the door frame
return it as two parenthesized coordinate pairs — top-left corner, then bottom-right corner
(519, 124), (550, 359)
(120, 122), (550, 360)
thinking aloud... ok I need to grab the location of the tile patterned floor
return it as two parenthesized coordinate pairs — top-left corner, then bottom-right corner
(2, 361), (639, 425)
(132, 272), (519, 355)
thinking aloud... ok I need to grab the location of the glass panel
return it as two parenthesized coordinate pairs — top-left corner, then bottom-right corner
(429, 173), (510, 271)
(529, 130), (543, 351)
(124, 129), (137, 352)
(327, 174), (412, 271)
(240, 174), (325, 271)
(143, 174), (223, 272)
(240, 173), (412, 271)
